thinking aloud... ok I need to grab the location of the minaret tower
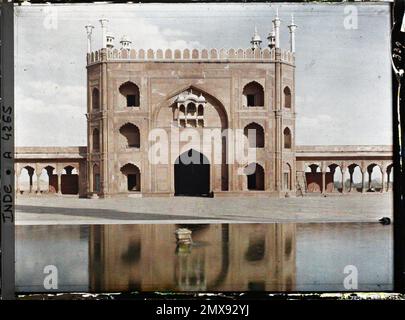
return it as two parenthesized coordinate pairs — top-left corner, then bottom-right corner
(85, 24), (94, 53)
(287, 14), (298, 53)
(99, 18), (115, 49)
(272, 8), (281, 49)
(250, 26), (262, 50)
(99, 18), (109, 48)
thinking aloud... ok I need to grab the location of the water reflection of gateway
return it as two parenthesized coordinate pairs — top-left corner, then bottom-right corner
(89, 224), (296, 292)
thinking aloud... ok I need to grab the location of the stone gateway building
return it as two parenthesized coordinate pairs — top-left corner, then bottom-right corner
(14, 16), (393, 198)
(86, 16), (297, 198)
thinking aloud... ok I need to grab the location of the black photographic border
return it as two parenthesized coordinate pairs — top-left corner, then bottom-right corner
(1, 0), (404, 301)
(1, 0), (15, 300)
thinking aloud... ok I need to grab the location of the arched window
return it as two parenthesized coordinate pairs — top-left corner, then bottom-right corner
(187, 103), (196, 116)
(244, 163), (265, 190)
(187, 103), (197, 127)
(244, 123), (264, 148)
(284, 86), (291, 109)
(283, 127), (292, 149)
(242, 81), (264, 107)
(179, 104), (185, 116)
(198, 105), (204, 116)
(92, 88), (100, 111)
(119, 123), (140, 148)
(92, 128), (100, 152)
(120, 163), (141, 191)
(119, 81), (140, 107)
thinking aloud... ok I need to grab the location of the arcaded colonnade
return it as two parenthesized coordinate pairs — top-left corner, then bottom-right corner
(14, 145), (393, 197)
(14, 147), (87, 197)
(295, 145), (393, 195)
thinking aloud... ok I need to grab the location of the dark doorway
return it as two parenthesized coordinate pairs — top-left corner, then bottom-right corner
(127, 95), (137, 107)
(61, 175), (79, 194)
(61, 166), (79, 195)
(175, 149), (210, 196)
(247, 94), (255, 107)
(245, 163), (265, 190)
(120, 163), (141, 192)
(128, 174), (137, 191)
(247, 173), (257, 190)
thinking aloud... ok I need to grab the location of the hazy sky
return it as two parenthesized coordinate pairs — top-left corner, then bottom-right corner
(14, 3), (392, 146)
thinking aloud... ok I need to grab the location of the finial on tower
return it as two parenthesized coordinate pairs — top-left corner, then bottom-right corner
(120, 35), (132, 50)
(99, 18), (109, 49)
(272, 8), (281, 49)
(267, 23), (276, 49)
(85, 24), (94, 53)
(288, 14), (298, 53)
(250, 26), (262, 50)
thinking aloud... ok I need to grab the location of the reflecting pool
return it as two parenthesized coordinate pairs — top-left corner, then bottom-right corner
(15, 223), (392, 293)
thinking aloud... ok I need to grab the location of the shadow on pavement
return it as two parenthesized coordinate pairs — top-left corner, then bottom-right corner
(16, 205), (228, 221)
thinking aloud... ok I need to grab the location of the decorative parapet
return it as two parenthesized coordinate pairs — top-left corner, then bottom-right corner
(15, 146), (88, 160)
(87, 47), (295, 65)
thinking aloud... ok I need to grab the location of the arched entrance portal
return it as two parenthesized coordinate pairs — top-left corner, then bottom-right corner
(175, 149), (210, 196)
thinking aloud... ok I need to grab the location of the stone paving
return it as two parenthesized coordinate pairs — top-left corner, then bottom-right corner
(15, 193), (393, 225)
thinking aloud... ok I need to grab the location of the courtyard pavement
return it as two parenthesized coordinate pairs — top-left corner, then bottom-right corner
(15, 193), (393, 225)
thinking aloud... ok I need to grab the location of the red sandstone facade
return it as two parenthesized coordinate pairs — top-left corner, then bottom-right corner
(86, 46), (296, 197)
(13, 19), (393, 198)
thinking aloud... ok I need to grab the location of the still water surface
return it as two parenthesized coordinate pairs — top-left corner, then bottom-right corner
(16, 223), (392, 292)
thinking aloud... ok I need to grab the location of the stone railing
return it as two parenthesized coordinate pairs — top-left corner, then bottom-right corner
(87, 47), (295, 65)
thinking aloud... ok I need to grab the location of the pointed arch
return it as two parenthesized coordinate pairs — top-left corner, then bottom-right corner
(92, 88), (100, 111)
(120, 163), (141, 191)
(305, 163), (321, 193)
(244, 163), (264, 191)
(44, 165), (57, 193)
(119, 81), (140, 107)
(244, 122), (264, 148)
(284, 86), (291, 109)
(327, 163), (343, 193)
(242, 81), (264, 107)
(283, 127), (292, 149)
(347, 163), (363, 192)
(367, 163), (382, 191)
(119, 123), (140, 148)
(20, 166), (35, 193)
